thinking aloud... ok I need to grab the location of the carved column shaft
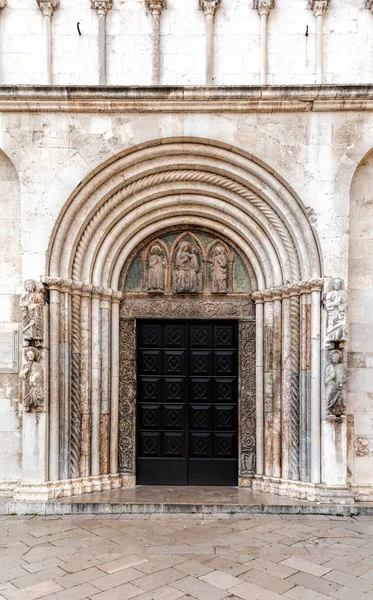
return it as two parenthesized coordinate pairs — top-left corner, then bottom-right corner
(91, 1), (112, 85)
(145, 0), (167, 85)
(91, 295), (102, 476)
(100, 296), (111, 475)
(37, 1), (59, 84)
(272, 296), (282, 479)
(309, 0), (330, 84)
(300, 292), (311, 482)
(254, 298), (264, 475)
(80, 290), (92, 477)
(263, 299), (274, 477)
(110, 296), (120, 474)
(254, 0), (275, 86)
(281, 294), (292, 480)
(200, 0), (220, 85)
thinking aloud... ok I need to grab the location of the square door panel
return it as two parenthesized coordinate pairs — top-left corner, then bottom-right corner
(190, 377), (212, 402)
(139, 432), (161, 457)
(214, 405), (236, 430)
(214, 324), (235, 348)
(163, 432), (185, 457)
(139, 404), (161, 430)
(163, 404), (185, 430)
(190, 324), (212, 348)
(164, 378), (185, 403)
(164, 350), (185, 375)
(140, 350), (161, 375)
(214, 351), (235, 375)
(139, 323), (161, 348)
(214, 433), (236, 458)
(214, 378), (236, 403)
(190, 405), (212, 430)
(190, 351), (212, 375)
(163, 324), (185, 348)
(139, 377), (161, 402)
(190, 433), (212, 458)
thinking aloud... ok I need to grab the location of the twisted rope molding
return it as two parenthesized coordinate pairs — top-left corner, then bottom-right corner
(290, 295), (300, 480)
(71, 169), (301, 283)
(70, 293), (81, 479)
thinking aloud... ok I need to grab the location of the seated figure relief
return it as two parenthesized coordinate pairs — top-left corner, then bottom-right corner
(173, 241), (202, 293)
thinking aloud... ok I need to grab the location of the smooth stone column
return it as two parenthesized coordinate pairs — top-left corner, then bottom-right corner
(49, 286), (60, 481)
(323, 416), (348, 486)
(199, 0), (220, 85)
(263, 293), (274, 477)
(299, 290), (311, 482)
(145, 0), (167, 85)
(253, 294), (264, 476)
(36, 1), (60, 84)
(91, 0), (113, 85)
(310, 285), (322, 484)
(309, 0), (330, 84)
(254, 0), (275, 86)
(80, 286), (92, 477)
(281, 291), (292, 480)
(272, 292), (282, 479)
(100, 293), (111, 474)
(91, 292), (102, 476)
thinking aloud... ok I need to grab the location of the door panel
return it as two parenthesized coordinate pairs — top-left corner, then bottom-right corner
(136, 319), (238, 485)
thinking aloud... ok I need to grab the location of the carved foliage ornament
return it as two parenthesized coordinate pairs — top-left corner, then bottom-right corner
(367, 0), (373, 13)
(19, 280), (47, 413)
(91, 0), (113, 16)
(253, 0), (275, 16)
(36, 0), (60, 17)
(118, 319), (136, 473)
(308, 0), (330, 17)
(199, 0), (220, 17)
(145, 0), (167, 12)
(239, 321), (256, 475)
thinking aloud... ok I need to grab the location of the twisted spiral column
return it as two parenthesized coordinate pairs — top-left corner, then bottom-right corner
(70, 286), (82, 479)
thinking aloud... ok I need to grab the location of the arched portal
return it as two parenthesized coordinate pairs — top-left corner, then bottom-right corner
(42, 138), (323, 499)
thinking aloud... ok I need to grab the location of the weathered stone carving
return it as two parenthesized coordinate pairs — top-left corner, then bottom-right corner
(36, 0), (59, 17)
(325, 350), (346, 417)
(120, 298), (254, 319)
(355, 435), (373, 457)
(118, 319), (136, 473)
(254, 0), (275, 15)
(309, 0), (330, 17)
(199, 0), (220, 16)
(324, 278), (347, 347)
(208, 244), (228, 293)
(173, 241), (202, 293)
(91, 0), (112, 16)
(19, 347), (45, 413)
(20, 280), (46, 348)
(239, 321), (256, 475)
(367, 0), (373, 14)
(147, 244), (166, 292)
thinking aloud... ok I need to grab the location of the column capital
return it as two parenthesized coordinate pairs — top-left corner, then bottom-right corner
(199, 0), (220, 17)
(91, 0), (113, 16)
(253, 0), (275, 18)
(0, 1), (7, 10)
(145, 0), (167, 15)
(367, 0), (373, 14)
(36, 0), (60, 18)
(309, 0), (330, 18)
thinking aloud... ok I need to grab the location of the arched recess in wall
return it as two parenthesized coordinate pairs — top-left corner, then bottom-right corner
(348, 149), (373, 490)
(43, 138), (324, 500)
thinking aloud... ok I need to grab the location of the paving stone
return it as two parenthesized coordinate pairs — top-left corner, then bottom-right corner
(40, 583), (100, 600)
(174, 559), (214, 577)
(280, 557), (331, 577)
(284, 586), (333, 599)
(229, 581), (284, 599)
(85, 582), (143, 600)
(90, 568), (144, 591)
(323, 568), (373, 592)
(239, 568), (296, 594)
(200, 570), (243, 590)
(54, 567), (105, 589)
(202, 557), (249, 576)
(286, 572), (341, 596)
(132, 585), (185, 599)
(3, 580), (64, 600)
(97, 556), (148, 574)
(172, 575), (229, 600)
(133, 567), (185, 592)
(10, 567), (68, 590)
(245, 558), (298, 579)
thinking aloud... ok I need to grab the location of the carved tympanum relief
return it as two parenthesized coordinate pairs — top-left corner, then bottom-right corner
(124, 230), (250, 295)
(19, 280), (47, 413)
(324, 349), (346, 418)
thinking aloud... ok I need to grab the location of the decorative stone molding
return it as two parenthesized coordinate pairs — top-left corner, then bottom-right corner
(309, 0), (330, 17)
(120, 297), (254, 320)
(367, 0), (373, 14)
(145, 0), (167, 84)
(42, 276), (120, 300)
(254, 0), (275, 17)
(252, 475), (354, 504)
(239, 321), (256, 475)
(13, 474), (121, 501)
(251, 279), (324, 303)
(36, 0), (59, 17)
(199, 0), (220, 16)
(91, 0), (112, 16)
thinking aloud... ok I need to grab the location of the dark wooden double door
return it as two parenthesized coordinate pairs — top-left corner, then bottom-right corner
(137, 320), (238, 485)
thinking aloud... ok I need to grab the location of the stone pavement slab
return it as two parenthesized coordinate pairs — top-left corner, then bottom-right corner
(1, 514), (373, 599)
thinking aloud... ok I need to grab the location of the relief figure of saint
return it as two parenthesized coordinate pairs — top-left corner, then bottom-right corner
(20, 348), (44, 412)
(147, 245), (164, 292)
(209, 245), (228, 293)
(324, 278), (347, 346)
(324, 350), (346, 417)
(20, 279), (44, 347)
(174, 241), (200, 293)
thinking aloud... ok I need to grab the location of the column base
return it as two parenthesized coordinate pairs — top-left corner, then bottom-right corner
(13, 474), (122, 501)
(251, 475), (355, 504)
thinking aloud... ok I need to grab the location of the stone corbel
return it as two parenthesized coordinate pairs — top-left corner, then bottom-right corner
(145, 0), (167, 85)
(253, 0), (275, 85)
(37, 1), (60, 84)
(308, 0), (330, 84)
(91, 0), (113, 85)
(199, 0), (220, 85)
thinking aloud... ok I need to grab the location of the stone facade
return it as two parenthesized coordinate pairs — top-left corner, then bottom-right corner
(0, 3), (373, 505)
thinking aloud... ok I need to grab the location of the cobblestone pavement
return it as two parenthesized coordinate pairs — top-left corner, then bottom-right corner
(2, 513), (373, 600)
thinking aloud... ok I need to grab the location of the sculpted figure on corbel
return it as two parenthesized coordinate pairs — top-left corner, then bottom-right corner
(323, 278), (347, 348)
(19, 347), (45, 413)
(20, 279), (46, 348)
(324, 349), (346, 418)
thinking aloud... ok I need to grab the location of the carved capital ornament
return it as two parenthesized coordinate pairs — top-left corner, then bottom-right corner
(309, 0), (330, 17)
(36, 0), (60, 17)
(367, 0), (373, 13)
(145, 0), (167, 15)
(199, 0), (220, 17)
(254, 0), (275, 17)
(91, 0), (113, 16)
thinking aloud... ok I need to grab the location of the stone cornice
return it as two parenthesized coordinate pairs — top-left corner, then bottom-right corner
(254, 0), (275, 17)
(199, 0), (220, 17)
(37, 0), (60, 17)
(309, 0), (330, 18)
(367, 0), (373, 13)
(1, 86), (373, 113)
(91, 0), (113, 17)
(252, 279), (324, 303)
(42, 276), (123, 300)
